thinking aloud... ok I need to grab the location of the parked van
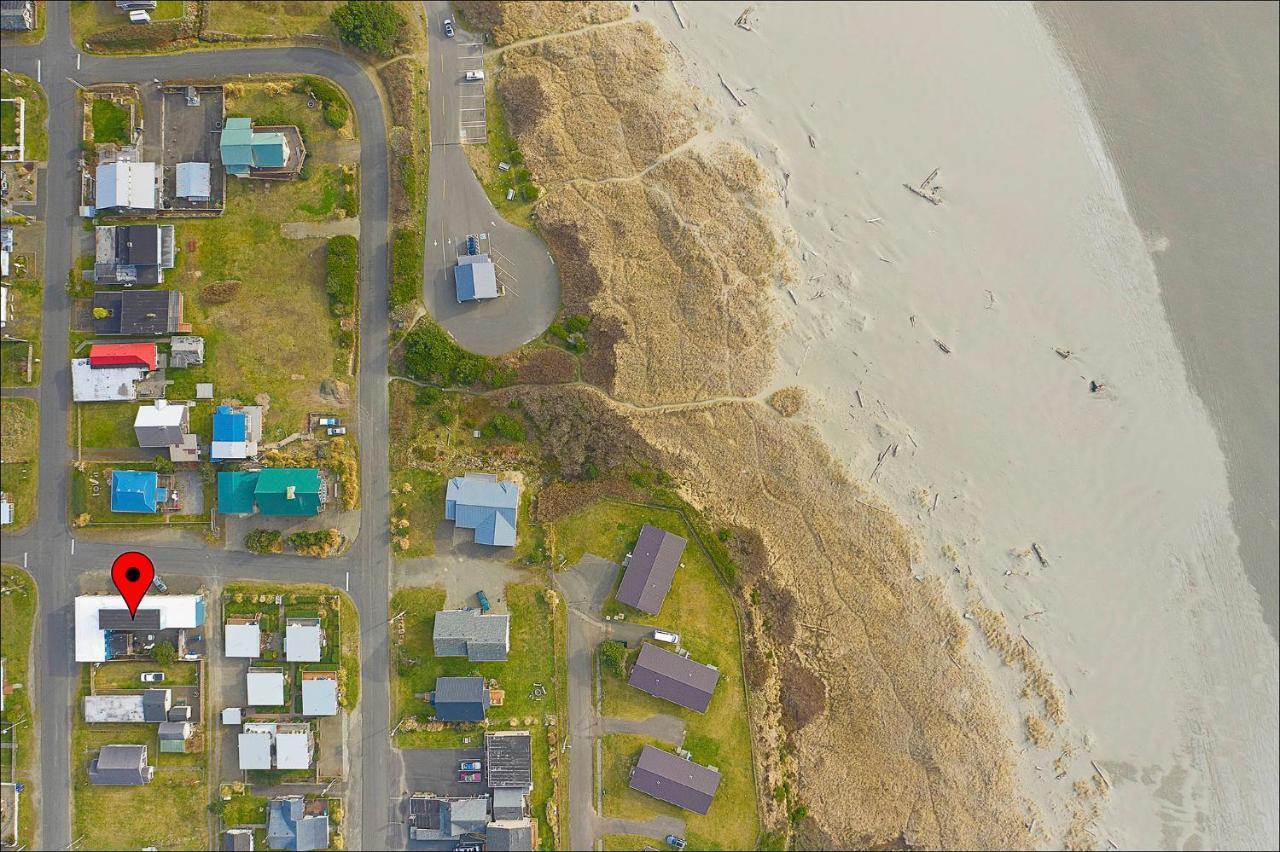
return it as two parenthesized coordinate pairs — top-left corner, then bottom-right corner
(128, 10), (151, 23)
(464, 70), (485, 82)
(652, 630), (680, 645)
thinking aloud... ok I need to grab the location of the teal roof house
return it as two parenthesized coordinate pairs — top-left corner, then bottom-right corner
(218, 469), (325, 517)
(219, 117), (306, 179)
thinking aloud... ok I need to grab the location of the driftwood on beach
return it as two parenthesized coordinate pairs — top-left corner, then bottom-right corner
(905, 167), (944, 205)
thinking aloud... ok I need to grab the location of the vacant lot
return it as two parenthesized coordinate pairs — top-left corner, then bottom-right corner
(0, 223), (43, 387)
(77, 401), (137, 450)
(0, 397), (38, 530)
(205, 0), (339, 39)
(0, 565), (37, 849)
(168, 80), (358, 439)
(390, 583), (567, 848)
(555, 499), (759, 850)
(1, 70), (47, 160)
(90, 96), (130, 145)
(220, 789), (268, 827)
(93, 660), (199, 689)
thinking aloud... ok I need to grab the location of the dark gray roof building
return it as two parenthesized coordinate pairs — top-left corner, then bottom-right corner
(0, 1), (35, 32)
(432, 676), (490, 722)
(433, 608), (510, 662)
(491, 787), (526, 821)
(94, 224), (176, 285)
(628, 642), (720, 713)
(485, 731), (533, 790)
(92, 289), (185, 335)
(142, 688), (172, 722)
(616, 524), (687, 614)
(98, 607), (161, 630)
(628, 744), (721, 815)
(407, 795), (489, 841)
(223, 828), (254, 851)
(87, 744), (154, 786)
(486, 819), (535, 851)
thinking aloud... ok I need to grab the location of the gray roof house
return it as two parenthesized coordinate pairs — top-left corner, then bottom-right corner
(431, 676), (490, 722)
(627, 642), (720, 713)
(223, 828), (255, 851)
(87, 744), (154, 786)
(169, 335), (205, 367)
(133, 399), (190, 449)
(266, 796), (329, 852)
(491, 787), (527, 821)
(485, 731), (533, 790)
(616, 524), (687, 614)
(629, 744), (721, 815)
(0, 1), (36, 32)
(433, 608), (510, 662)
(444, 472), (520, 546)
(94, 224), (176, 285)
(407, 795), (489, 841)
(92, 289), (185, 336)
(486, 818), (535, 851)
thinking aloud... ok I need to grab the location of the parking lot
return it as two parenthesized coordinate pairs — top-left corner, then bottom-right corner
(401, 746), (485, 799)
(455, 42), (486, 144)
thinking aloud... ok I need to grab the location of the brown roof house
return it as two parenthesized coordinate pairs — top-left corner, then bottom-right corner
(616, 524), (686, 614)
(628, 744), (721, 815)
(627, 642), (720, 713)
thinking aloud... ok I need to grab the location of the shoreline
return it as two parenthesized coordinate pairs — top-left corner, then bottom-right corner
(637, 2), (1279, 847)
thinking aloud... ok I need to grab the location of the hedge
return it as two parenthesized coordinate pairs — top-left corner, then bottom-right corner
(326, 235), (358, 317)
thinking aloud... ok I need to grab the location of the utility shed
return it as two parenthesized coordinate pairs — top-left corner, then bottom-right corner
(616, 524), (687, 614)
(485, 731), (533, 790)
(629, 744), (721, 815)
(432, 609), (510, 662)
(627, 642), (720, 713)
(158, 721), (192, 752)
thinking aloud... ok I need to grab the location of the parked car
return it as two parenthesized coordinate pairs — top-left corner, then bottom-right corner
(665, 837), (687, 851)
(476, 590), (490, 613)
(317, 416), (338, 427)
(652, 630), (680, 644)
(326, 426), (347, 436)
(458, 771), (482, 783)
(151, 575), (167, 592)
(140, 672), (165, 683)
(459, 760), (482, 771)
(443, 17), (455, 37)
(464, 70), (485, 82)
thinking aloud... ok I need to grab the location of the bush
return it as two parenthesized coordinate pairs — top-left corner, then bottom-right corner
(153, 455), (173, 474)
(152, 641), (176, 666)
(487, 414), (525, 442)
(415, 385), (442, 406)
(565, 314), (590, 334)
(326, 235), (358, 317)
(583, 461), (600, 481)
(330, 0), (402, 56)
(546, 323), (568, 341)
(296, 76), (350, 129)
(390, 227), (421, 309)
(452, 356), (482, 386)
(519, 184), (540, 202)
(245, 529), (282, 554)
(600, 640), (628, 676)
(92, 306), (112, 319)
(402, 320), (460, 384)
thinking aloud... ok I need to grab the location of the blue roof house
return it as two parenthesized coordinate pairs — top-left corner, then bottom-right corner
(444, 473), (519, 547)
(453, 254), (499, 302)
(211, 405), (246, 460)
(266, 796), (330, 851)
(110, 470), (165, 513)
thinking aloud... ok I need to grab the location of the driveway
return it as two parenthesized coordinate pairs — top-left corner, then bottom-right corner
(420, 0), (561, 355)
(395, 519), (530, 609)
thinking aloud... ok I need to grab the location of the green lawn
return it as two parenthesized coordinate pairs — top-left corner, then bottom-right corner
(205, 0), (338, 39)
(0, 397), (38, 531)
(390, 583), (568, 849)
(602, 835), (666, 851)
(77, 401), (138, 449)
(221, 791), (268, 828)
(1, 70), (48, 160)
(90, 96), (130, 145)
(389, 467), (445, 558)
(69, 0), (186, 48)
(555, 500), (759, 850)
(93, 660), (199, 689)
(0, 269), (42, 386)
(0, 564), (37, 850)
(72, 667), (208, 850)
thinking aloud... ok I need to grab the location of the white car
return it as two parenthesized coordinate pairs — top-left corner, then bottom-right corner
(443, 18), (455, 38)
(465, 70), (485, 82)
(140, 672), (165, 683)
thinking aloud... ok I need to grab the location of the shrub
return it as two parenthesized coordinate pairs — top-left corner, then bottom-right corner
(565, 314), (590, 334)
(402, 320), (460, 384)
(245, 529), (282, 554)
(546, 323), (568, 341)
(452, 356), (481, 386)
(330, 0), (402, 56)
(583, 461), (600, 481)
(296, 76), (350, 129)
(488, 414), (525, 442)
(435, 407), (453, 426)
(390, 227), (421, 309)
(152, 641), (176, 666)
(153, 455), (173, 474)
(92, 306), (112, 319)
(519, 184), (540, 202)
(415, 385), (442, 406)
(600, 640), (627, 676)
(325, 235), (358, 317)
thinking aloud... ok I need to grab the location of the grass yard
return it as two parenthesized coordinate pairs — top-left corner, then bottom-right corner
(76, 401), (138, 449)
(205, 0), (339, 39)
(602, 835), (667, 851)
(69, 462), (211, 526)
(90, 96), (130, 145)
(389, 583), (567, 849)
(220, 790), (268, 827)
(93, 660), (199, 689)
(466, 57), (539, 231)
(555, 500), (759, 850)
(0, 565), (37, 850)
(1, 70), (48, 160)
(0, 397), (38, 531)
(169, 80), (359, 439)
(0, 255), (43, 386)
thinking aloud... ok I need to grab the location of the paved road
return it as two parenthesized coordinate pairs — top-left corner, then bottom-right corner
(420, 0), (560, 355)
(0, 6), (401, 848)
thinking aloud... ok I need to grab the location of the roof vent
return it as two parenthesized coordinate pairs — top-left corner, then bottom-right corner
(286, 485), (296, 500)
(155, 399), (167, 409)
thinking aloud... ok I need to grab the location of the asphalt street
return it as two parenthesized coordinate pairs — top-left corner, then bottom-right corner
(0, 5), (400, 848)
(420, 0), (561, 356)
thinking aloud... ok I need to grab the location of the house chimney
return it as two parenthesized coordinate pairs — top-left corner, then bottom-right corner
(155, 399), (167, 409)
(286, 485), (296, 500)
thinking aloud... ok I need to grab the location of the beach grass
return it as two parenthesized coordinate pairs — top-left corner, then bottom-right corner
(204, 0), (338, 40)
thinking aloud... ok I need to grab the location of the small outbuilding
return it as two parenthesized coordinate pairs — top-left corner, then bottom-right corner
(431, 676), (490, 722)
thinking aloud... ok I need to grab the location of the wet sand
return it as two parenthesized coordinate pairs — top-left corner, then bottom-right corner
(638, 1), (1279, 847)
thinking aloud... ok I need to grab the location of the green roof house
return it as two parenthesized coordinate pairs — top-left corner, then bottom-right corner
(217, 468), (324, 517)
(219, 117), (304, 178)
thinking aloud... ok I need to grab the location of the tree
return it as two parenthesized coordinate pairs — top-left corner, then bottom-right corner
(152, 641), (176, 666)
(600, 640), (628, 676)
(330, 1), (402, 56)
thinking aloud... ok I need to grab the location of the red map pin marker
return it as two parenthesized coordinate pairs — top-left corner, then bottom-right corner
(111, 551), (155, 618)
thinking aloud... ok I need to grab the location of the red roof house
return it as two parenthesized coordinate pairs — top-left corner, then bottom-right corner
(88, 343), (157, 371)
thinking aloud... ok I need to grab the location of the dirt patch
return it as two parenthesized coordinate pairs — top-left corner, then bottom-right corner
(768, 386), (806, 417)
(281, 219), (359, 239)
(455, 1), (628, 46)
(200, 279), (242, 305)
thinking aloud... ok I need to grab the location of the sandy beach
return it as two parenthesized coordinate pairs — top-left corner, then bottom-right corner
(634, 1), (1279, 847)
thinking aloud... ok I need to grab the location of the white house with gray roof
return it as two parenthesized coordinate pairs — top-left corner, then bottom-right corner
(432, 608), (510, 662)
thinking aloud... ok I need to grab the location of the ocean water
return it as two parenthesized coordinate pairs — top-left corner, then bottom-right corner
(1038, 1), (1280, 637)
